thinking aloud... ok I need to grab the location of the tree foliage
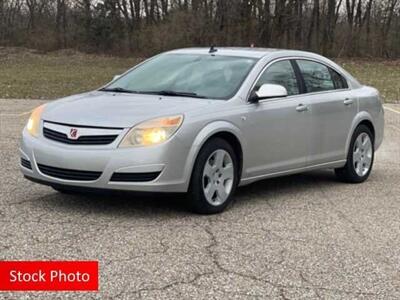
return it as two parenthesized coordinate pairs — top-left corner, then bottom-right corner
(0, 0), (399, 57)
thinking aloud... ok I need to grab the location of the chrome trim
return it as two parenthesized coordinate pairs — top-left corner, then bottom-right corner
(44, 122), (123, 137)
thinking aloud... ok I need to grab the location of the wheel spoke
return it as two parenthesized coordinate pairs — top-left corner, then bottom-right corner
(214, 150), (225, 168)
(357, 164), (363, 176)
(216, 184), (228, 200)
(353, 150), (361, 163)
(364, 154), (372, 168)
(355, 135), (363, 149)
(364, 138), (372, 153)
(204, 184), (216, 201)
(354, 162), (359, 175)
(360, 134), (366, 145)
(203, 160), (214, 178)
(221, 163), (234, 180)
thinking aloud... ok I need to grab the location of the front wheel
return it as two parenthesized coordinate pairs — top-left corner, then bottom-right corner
(188, 138), (239, 214)
(335, 124), (374, 183)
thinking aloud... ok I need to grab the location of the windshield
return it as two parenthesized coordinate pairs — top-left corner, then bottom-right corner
(104, 53), (257, 100)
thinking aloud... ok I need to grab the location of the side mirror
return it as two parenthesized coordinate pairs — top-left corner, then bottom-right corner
(249, 84), (288, 103)
(112, 74), (121, 81)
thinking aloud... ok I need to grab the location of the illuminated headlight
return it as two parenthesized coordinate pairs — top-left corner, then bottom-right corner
(119, 115), (183, 148)
(26, 104), (45, 137)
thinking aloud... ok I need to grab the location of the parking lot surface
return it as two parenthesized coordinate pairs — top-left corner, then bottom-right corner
(0, 99), (399, 299)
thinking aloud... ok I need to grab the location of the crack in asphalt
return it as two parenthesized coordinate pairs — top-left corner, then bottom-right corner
(1, 102), (400, 299)
(202, 222), (381, 298)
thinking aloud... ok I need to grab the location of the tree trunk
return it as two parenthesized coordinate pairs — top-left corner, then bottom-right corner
(322, 0), (336, 56)
(260, 0), (271, 46)
(0, 0), (4, 40)
(382, 0), (399, 57)
(295, 0), (303, 48)
(56, 0), (67, 48)
(307, 0), (320, 51)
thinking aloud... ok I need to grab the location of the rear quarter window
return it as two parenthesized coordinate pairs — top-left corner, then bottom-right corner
(329, 69), (349, 89)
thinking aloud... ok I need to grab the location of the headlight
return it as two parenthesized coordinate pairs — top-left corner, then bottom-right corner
(26, 104), (45, 137)
(119, 115), (183, 148)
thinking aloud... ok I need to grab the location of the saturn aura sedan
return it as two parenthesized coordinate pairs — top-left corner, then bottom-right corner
(20, 47), (384, 214)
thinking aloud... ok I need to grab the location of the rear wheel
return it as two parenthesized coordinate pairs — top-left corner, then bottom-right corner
(335, 124), (374, 183)
(188, 138), (238, 214)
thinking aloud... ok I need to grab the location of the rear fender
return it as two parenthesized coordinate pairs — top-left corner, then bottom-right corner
(345, 112), (374, 155)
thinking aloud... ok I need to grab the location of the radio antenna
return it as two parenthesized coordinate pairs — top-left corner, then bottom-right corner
(209, 45), (218, 54)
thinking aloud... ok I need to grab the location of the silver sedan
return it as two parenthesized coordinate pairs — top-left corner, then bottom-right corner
(20, 47), (384, 214)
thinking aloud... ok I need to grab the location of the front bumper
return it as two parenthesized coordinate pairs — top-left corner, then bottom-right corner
(20, 128), (192, 192)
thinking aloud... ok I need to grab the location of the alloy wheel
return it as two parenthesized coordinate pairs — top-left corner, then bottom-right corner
(353, 132), (373, 177)
(202, 149), (234, 206)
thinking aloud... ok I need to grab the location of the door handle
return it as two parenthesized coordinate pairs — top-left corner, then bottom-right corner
(296, 104), (308, 112)
(344, 98), (354, 105)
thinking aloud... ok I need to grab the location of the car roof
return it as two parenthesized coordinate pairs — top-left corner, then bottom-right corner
(169, 47), (282, 58)
(168, 47), (317, 59)
(166, 47), (362, 88)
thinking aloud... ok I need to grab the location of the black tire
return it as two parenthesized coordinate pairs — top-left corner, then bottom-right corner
(335, 124), (374, 183)
(188, 137), (239, 214)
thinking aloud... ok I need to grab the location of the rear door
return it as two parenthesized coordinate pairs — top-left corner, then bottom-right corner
(294, 59), (357, 165)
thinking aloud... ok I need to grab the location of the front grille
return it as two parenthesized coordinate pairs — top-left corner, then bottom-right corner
(21, 158), (32, 170)
(110, 172), (161, 182)
(38, 164), (102, 181)
(43, 127), (118, 145)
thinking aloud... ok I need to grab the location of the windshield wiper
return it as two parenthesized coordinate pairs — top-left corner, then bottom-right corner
(143, 90), (207, 99)
(99, 87), (138, 94)
(100, 88), (207, 99)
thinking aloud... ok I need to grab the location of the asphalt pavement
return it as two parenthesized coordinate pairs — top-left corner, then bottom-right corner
(0, 99), (399, 299)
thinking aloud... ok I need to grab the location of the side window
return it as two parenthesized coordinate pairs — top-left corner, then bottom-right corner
(255, 60), (300, 96)
(330, 69), (348, 89)
(296, 60), (335, 93)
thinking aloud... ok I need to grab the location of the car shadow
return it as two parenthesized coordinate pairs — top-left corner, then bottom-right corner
(237, 169), (336, 196)
(233, 169), (338, 208)
(35, 189), (190, 216)
(31, 169), (339, 217)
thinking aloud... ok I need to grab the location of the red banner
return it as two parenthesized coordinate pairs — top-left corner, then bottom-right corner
(0, 261), (98, 291)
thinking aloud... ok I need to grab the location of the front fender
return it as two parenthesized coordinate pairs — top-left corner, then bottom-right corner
(182, 121), (245, 190)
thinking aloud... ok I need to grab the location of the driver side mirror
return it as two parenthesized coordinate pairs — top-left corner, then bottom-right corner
(249, 84), (288, 103)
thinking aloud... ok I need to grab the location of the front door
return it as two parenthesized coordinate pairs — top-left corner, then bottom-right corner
(243, 60), (311, 178)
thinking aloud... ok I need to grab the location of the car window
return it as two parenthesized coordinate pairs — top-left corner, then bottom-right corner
(107, 54), (257, 100)
(330, 68), (348, 89)
(296, 60), (335, 93)
(254, 60), (299, 96)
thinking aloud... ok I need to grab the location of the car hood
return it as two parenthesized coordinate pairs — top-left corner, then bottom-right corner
(42, 92), (215, 128)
